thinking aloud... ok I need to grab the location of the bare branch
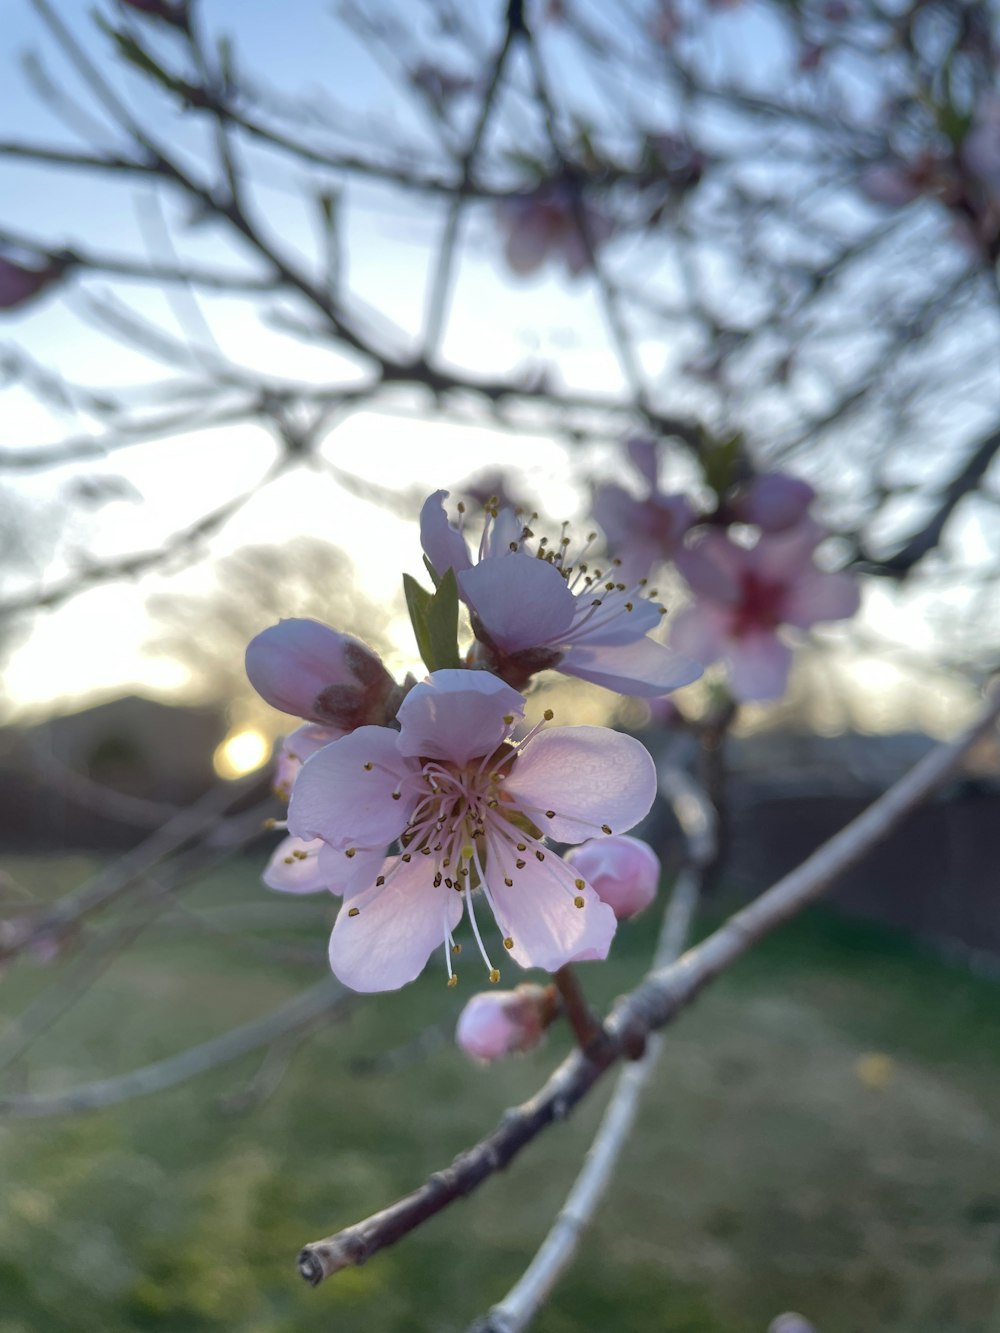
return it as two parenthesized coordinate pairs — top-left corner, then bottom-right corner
(0, 977), (347, 1118)
(297, 686), (1000, 1286)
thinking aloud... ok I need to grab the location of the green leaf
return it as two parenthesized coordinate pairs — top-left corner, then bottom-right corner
(403, 568), (461, 673)
(701, 428), (744, 499)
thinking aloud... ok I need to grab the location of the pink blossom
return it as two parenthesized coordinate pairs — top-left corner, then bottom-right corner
(727, 473), (815, 533)
(858, 151), (945, 209)
(421, 491), (701, 697)
(245, 618), (396, 729)
(565, 835), (660, 920)
(285, 669), (657, 991)
(455, 984), (551, 1062)
(273, 722), (344, 800)
(670, 521), (859, 701)
(0, 256), (60, 312)
(963, 95), (1000, 200)
(591, 435), (696, 581)
(496, 184), (613, 280)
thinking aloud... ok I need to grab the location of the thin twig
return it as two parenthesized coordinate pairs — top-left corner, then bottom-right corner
(472, 769), (715, 1332)
(0, 977), (347, 1118)
(296, 686), (1000, 1286)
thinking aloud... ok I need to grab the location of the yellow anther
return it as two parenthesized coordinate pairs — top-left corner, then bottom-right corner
(545, 809), (556, 819)
(363, 761), (373, 771)
(392, 791), (401, 801)
(516, 842), (527, 851)
(516, 859), (526, 869)
(535, 850), (545, 862)
(401, 853), (412, 863)
(574, 896), (585, 909)
(283, 856), (294, 864)
(543, 708), (554, 721)
(489, 968), (501, 984)
(625, 601), (634, 611)
(262, 817), (278, 829)
(345, 847), (356, 858)
(292, 849), (308, 860)
(376, 874), (385, 886)
(452, 942), (462, 955)
(503, 937), (514, 950)
(348, 906), (360, 918)
(504, 876), (513, 887)
(574, 878), (585, 890)
(601, 824), (612, 835)
(447, 974), (458, 987)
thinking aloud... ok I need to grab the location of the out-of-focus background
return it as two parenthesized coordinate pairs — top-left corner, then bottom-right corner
(2, 1), (1000, 1329)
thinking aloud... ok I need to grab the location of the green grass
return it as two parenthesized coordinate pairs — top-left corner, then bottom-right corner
(1, 856), (1000, 1332)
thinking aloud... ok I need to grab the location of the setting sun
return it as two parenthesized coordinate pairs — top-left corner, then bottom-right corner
(212, 728), (270, 780)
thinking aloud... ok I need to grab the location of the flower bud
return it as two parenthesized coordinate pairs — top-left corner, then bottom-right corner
(768, 1316), (818, 1333)
(565, 835), (660, 920)
(245, 619), (395, 728)
(729, 474), (815, 532)
(455, 985), (551, 1063)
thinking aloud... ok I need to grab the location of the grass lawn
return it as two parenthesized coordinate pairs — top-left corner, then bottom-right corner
(1, 855), (999, 1332)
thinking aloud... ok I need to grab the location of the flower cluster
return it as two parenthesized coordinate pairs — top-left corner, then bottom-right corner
(249, 489), (690, 996)
(250, 471), (857, 1003)
(592, 445), (858, 702)
(420, 489), (700, 697)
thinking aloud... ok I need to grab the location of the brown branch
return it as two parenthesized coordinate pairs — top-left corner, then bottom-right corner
(296, 686), (1000, 1286)
(860, 427), (1000, 579)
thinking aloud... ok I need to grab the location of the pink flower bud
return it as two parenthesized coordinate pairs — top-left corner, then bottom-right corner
(729, 474), (815, 532)
(455, 985), (550, 1063)
(565, 835), (660, 920)
(245, 619), (395, 728)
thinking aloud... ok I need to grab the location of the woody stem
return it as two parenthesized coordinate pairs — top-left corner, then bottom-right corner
(552, 965), (606, 1053)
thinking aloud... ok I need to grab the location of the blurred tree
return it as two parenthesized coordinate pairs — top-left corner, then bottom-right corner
(0, 0), (997, 674)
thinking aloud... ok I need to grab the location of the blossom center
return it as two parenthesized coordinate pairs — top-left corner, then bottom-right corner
(731, 572), (785, 637)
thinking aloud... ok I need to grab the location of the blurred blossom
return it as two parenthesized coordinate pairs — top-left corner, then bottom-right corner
(671, 521), (859, 701)
(421, 490), (701, 697)
(768, 1317), (818, 1333)
(963, 95), (1000, 200)
(245, 618), (397, 730)
(565, 835), (660, 920)
(592, 439), (695, 581)
(456, 984), (552, 1062)
(0, 255), (62, 311)
(728, 474), (816, 533)
(858, 152), (943, 209)
(495, 184), (614, 279)
(284, 670), (655, 991)
(592, 481), (695, 583)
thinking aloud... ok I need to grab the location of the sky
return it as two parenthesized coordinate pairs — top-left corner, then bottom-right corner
(0, 0), (989, 736)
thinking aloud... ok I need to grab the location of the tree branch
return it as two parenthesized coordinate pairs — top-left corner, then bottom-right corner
(296, 685), (1000, 1287)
